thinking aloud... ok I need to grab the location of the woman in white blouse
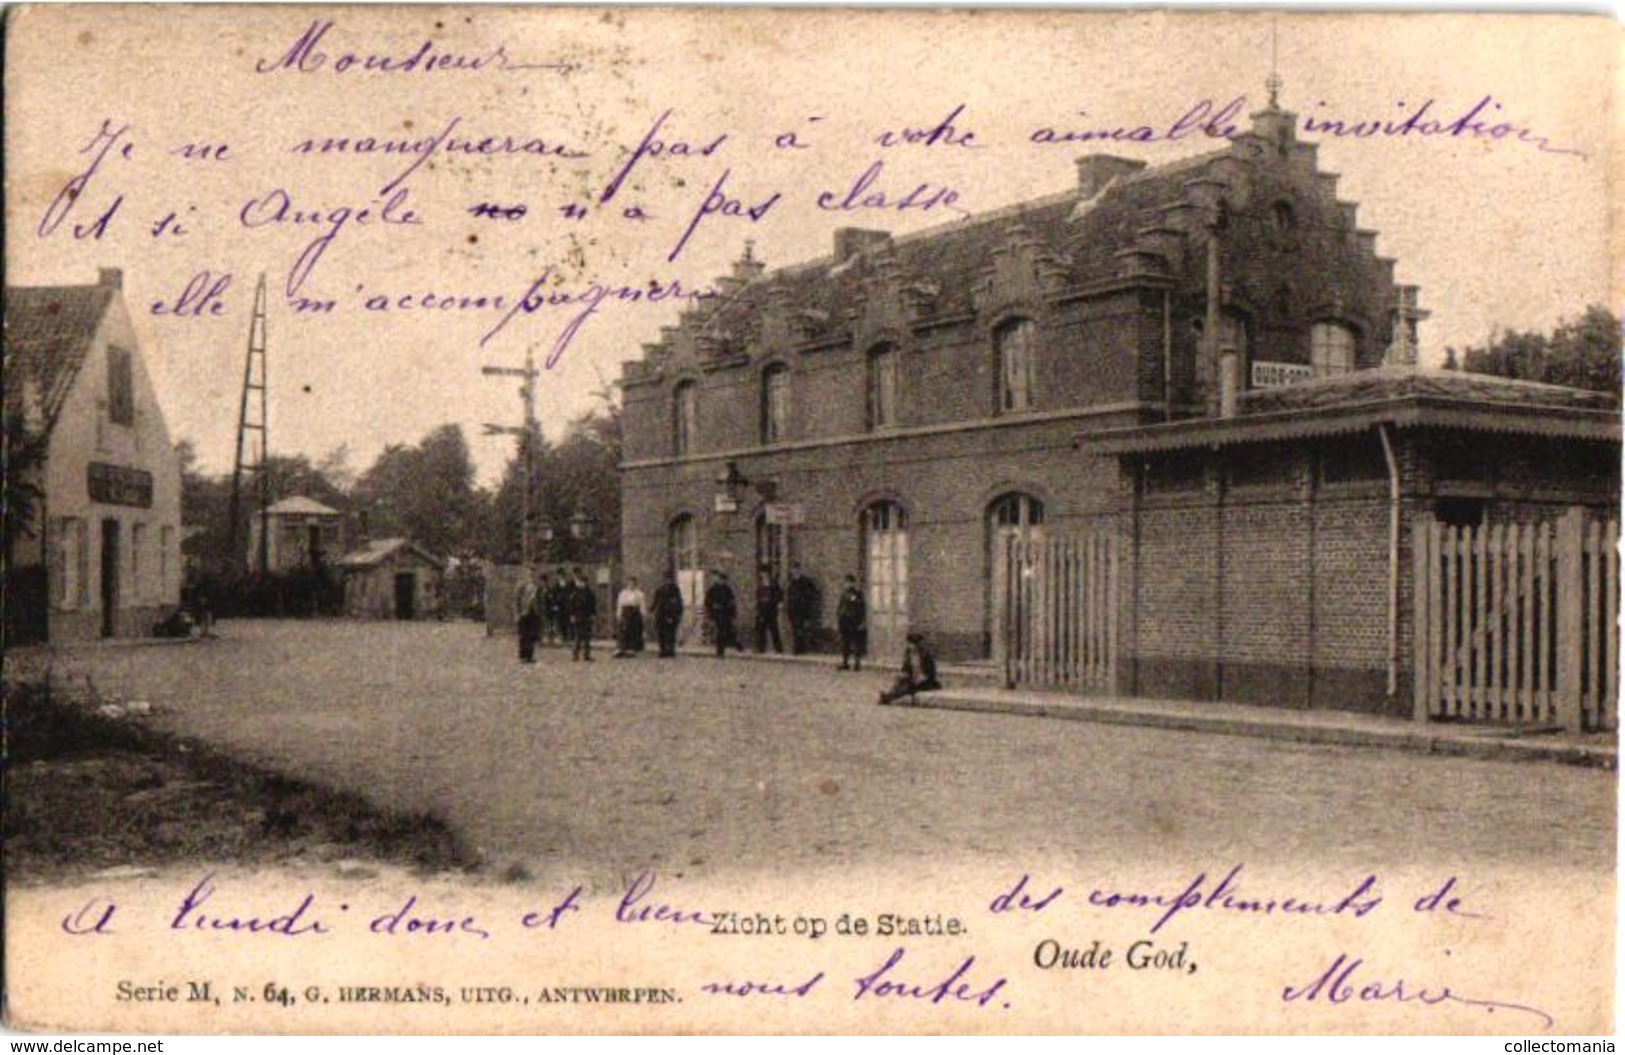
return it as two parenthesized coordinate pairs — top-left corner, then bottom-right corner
(613, 577), (648, 657)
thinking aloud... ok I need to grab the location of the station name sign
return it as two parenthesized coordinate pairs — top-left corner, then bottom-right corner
(1251, 361), (1314, 389)
(87, 462), (153, 508)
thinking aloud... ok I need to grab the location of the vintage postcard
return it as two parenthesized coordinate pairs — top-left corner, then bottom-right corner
(3, 5), (1619, 1038)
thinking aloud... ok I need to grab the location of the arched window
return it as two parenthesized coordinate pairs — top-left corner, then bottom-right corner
(989, 492), (1046, 533)
(668, 514), (702, 609)
(1311, 323), (1357, 377)
(995, 319), (1036, 413)
(1271, 200), (1295, 233)
(756, 510), (789, 586)
(985, 493), (1045, 656)
(668, 514), (699, 573)
(761, 363), (790, 443)
(862, 501), (909, 655)
(673, 380), (699, 456)
(866, 344), (899, 429)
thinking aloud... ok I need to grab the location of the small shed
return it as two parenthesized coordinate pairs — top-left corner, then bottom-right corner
(248, 496), (345, 574)
(337, 538), (445, 620)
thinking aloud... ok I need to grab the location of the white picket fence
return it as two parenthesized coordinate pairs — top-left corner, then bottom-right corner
(1412, 508), (1618, 731)
(994, 531), (1118, 692)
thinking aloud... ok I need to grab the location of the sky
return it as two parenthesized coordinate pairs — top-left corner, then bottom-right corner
(6, 7), (1615, 484)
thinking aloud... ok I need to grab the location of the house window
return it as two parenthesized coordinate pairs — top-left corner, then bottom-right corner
(132, 523), (148, 602)
(281, 524), (305, 568)
(161, 525), (174, 600)
(54, 518), (89, 609)
(761, 364), (790, 443)
(866, 345), (899, 429)
(673, 381), (699, 456)
(995, 319), (1036, 413)
(108, 347), (135, 426)
(1311, 323), (1357, 377)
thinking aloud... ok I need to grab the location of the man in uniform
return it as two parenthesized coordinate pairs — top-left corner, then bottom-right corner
(704, 571), (739, 658)
(545, 573), (568, 646)
(569, 567), (597, 661)
(754, 567), (784, 654)
(652, 569), (686, 658)
(836, 573), (867, 671)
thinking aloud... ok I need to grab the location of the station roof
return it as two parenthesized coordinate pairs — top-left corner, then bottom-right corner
(1080, 368), (1622, 455)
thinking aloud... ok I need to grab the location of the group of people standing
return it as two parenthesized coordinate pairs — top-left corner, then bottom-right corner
(515, 568), (599, 663)
(698, 563), (835, 660)
(607, 571), (688, 659)
(513, 563), (941, 706)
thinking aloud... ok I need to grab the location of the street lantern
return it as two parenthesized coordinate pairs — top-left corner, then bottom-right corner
(568, 509), (596, 541)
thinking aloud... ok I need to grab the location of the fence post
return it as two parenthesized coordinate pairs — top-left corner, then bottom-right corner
(1412, 515), (1432, 722)
(1555, 507), (1586, 732)
(995, 534), (1012, 689)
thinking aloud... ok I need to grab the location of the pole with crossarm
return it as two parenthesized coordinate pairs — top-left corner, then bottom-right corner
(481, 345), (540, 569)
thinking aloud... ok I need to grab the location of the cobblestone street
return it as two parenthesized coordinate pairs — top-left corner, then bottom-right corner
(41, 620), (1617, 883)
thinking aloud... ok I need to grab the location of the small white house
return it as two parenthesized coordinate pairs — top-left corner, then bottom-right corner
(5, 268), (183, 641)
(338, 538), (445, 619)
(246, 495), (345, 574)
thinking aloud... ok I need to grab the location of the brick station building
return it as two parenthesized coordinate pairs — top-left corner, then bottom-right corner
(617, 92), (1619, 717)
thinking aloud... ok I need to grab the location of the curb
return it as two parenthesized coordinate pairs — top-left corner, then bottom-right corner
(659, 644), (1616, 770)
(919, 692), (1617, 770)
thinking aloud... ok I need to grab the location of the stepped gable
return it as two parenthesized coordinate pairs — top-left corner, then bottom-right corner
(630, 106), (1389, 377)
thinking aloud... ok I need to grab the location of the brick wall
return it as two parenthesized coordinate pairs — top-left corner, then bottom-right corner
(1125, 445), (1394, 712)
(622, 421), (1128, 661)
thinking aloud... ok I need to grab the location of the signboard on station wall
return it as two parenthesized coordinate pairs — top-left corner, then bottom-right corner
(1251, 361), (1314, 389)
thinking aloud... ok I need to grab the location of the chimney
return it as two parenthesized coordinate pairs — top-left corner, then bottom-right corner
(1074, 155), (1147, 199)
(1385, 285), (1429, 368)
(732, 240), (767, 283)
(98, 267), (123, 290)
(833, 228), (891, 263)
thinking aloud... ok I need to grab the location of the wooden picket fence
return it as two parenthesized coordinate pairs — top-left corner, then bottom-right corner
(994, 530), (1118, 692)
(1412, 509), (1618, 731)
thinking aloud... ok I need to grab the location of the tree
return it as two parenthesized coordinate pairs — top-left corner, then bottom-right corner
(3, 411), (49, 642)
(262, 454), (349, 511)
(351, 424), (481, 558)
(1454, 306), (1622, 395)
(315, 443), (357, 494)
(485, 391), (623, 566)
(175, 438), (234, 580)
(1546, 307), (1623, 394)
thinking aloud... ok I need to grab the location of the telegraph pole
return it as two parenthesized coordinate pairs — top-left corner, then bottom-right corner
(482, 345), (540, 569)
(228, 273), (270, 578)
